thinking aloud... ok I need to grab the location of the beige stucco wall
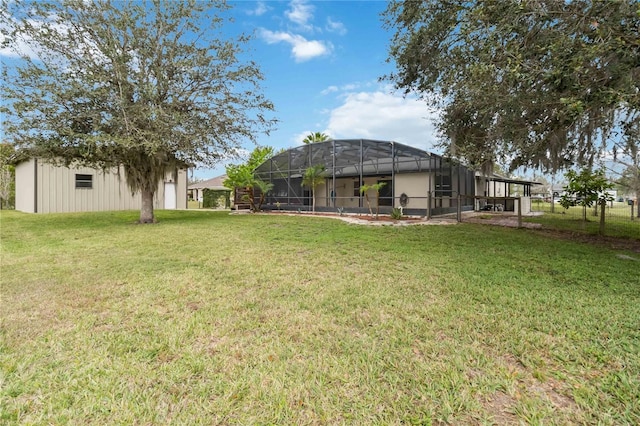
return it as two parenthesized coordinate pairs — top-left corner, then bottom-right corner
(394, 173), (432, 209)
(314, 174), (437, 210)
(313, 181), (329, 207)
(15, 159), (187, 213)
(333, 178), (360, 208)
(323, 177), (385, 209)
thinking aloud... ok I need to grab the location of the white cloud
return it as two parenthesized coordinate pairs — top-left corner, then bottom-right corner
(0, 11), (108, 67)
(325, 90), (442, 153)
(321, 86), (339, 95)
(325, 18), (347, 35)
(285, 0), (315, 31)
(259, 29), (331, 62)
(246, 1), (269, 16)
(321, 83), (359, 95)
(0, 10), (43, 60)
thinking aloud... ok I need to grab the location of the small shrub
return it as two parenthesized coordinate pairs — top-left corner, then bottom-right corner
(390, 208), (402, 220)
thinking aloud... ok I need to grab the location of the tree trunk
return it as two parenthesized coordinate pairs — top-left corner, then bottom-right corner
(247, 186), (257, 212)
(139, 188), (155, 223)
(312, 189), (316, 213)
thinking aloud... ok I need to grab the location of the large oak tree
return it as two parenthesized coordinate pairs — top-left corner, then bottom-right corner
(383, 1), (639, 173)
(1, 0), (276, 222)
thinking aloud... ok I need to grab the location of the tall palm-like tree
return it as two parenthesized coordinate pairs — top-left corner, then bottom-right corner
(360, 182), (387, 219)
(302, 132), (330, 144)
(302, 164), (326, 213)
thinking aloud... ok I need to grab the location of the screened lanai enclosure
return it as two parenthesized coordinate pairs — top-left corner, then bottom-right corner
(252, 139), (476, 216)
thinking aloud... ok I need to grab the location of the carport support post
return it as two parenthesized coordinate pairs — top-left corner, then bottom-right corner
(517, 197), (522, 228)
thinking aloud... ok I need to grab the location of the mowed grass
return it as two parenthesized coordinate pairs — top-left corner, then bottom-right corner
(1, 210), (639, 425)
(529, 201), (640, 239)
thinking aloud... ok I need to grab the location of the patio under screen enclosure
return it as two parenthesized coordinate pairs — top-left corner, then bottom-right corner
(253, 139), (476, 216)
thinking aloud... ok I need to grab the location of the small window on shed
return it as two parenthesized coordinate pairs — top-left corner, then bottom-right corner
(75, 174), (93, 189)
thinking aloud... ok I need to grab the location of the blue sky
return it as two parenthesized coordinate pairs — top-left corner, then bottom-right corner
(0, 0), (441, 180)
(209, 0), (440, 180)
(1, 1), (630, 183)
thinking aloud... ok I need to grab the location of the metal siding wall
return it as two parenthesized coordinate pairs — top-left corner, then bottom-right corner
(21, 160), (188, 213)
(155, 178), (164, 209)
(38, 162), (51, 213)
(61, 164), (69, 212)
(176, 169), (187, 209)
(96, 171), (105, 211)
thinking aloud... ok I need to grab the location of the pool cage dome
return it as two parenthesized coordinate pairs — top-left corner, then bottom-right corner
(251, 139), (476, 216)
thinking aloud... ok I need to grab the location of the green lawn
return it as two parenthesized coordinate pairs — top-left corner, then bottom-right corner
(529, 201), (640, 239)
(1, 210), (639, 424)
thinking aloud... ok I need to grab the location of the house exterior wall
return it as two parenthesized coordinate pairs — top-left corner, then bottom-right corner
(487, 180), (506, 197)
(475, 177), (486, 197)
(334, 178), (359, 208)
(314, 182), (329, 207)
(394, 172), (432, 209)
(317, 177), (397, 209)
(314, 173), (439, 210)
(15, 159), (187, 213)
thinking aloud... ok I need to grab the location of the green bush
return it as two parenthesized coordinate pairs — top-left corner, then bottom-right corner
(202, 189), (230, 209)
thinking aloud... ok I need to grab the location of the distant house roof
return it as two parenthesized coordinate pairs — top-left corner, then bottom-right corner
(188, 174), (229, 191)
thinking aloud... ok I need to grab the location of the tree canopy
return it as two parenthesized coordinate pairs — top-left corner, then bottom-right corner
(301, 164), (325, 213)
(1, 0), (276, 222)
(559, 168), (613, 222)
(0, 143), (16, 209)
(223, 146), (274, 212)
(302, 132), (330, 144)
(383, 1), (640, 173)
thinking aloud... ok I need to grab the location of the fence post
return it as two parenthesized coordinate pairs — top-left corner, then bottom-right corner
(517, 197), (522, 228)
(457, 193), (462, 222)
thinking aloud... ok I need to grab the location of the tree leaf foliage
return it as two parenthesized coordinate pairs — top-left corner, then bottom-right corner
(302, 132), (330, 144)
(360, 182), (386, 218)
(301, 164), (326, 213)
(559, 168), (613, 221)
(1, 0), (276, 221)
(383, 1), (640, 172)
(223, 146), (274, 212)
